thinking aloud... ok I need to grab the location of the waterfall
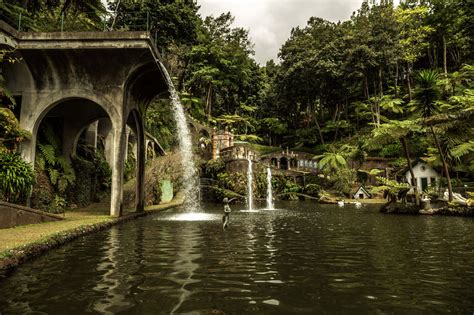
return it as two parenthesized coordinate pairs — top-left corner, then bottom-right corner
(247, 157), (254, 211)
(158, 62), (199, 211)
(266, 167), (274, 210)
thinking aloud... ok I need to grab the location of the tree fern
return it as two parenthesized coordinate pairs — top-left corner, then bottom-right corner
(451, 141), (474, 160)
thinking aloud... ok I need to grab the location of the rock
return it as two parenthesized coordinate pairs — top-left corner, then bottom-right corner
(419, 209), (434, 215)
(319, 196), (337, 204)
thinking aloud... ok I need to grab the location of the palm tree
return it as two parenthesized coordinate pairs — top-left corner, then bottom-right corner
(411, 70), (453, 201)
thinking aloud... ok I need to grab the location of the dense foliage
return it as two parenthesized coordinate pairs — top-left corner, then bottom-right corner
(0, 151), (35, 203)
(1, 0), (473, 205)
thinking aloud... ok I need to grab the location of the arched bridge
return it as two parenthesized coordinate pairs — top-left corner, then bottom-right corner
(1, 21), (171, 217)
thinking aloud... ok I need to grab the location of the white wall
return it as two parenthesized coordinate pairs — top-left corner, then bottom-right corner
(405, 163), (439, 193)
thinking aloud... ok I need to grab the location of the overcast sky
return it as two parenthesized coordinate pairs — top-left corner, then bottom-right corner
(198, 0), (372, 64)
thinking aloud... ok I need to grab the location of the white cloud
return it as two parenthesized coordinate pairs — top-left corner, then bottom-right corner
(198, 0), (380, 64)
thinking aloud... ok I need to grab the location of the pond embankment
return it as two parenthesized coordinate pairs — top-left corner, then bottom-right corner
(381, 202), (474, 216)
(0, 192), (185, 277)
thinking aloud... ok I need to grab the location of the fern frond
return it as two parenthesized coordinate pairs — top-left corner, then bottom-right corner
(451, 141), (474, 159)
(48, 168), (59, 185)
(38, 144), (56, 166)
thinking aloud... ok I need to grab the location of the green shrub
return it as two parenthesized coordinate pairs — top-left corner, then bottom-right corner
(379, 143), (402, 157)
(304, 183), (321, 197)
(0, 151), (35, 203)
(204, 158), (225, 179)
(36, 123), (76, 195)
(48, 194), (66, 214)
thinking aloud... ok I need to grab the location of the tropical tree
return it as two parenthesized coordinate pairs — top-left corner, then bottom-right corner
(369, 119), (423, 205)
(410, 70), (453, 201)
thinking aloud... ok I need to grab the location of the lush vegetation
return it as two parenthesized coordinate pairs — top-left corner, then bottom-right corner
(1, 0), (473, 207)
(106, 0), (473, 200)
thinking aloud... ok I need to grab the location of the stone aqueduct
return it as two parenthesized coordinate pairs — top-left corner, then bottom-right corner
(0, 21), (171, 217)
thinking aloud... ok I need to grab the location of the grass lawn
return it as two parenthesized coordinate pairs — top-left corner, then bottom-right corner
(0, 192), (184, 256)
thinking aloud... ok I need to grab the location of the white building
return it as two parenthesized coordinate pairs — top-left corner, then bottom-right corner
(405, 162), (439, 193)
(353, 186), (372, 199)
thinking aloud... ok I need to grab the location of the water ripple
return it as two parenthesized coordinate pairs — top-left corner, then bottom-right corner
(0, 202), (473, 313)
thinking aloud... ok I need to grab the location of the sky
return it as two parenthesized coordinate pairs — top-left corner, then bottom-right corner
(197, 0), (370, 64)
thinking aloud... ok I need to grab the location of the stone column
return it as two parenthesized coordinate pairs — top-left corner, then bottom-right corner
(84, 121), (99, 150)
(110, 121), (126, 217)
(18, 94), (37, 166)
(134, 116), (146, 213)
(211, 130), (217, 159)
(97, 119), (114, 165)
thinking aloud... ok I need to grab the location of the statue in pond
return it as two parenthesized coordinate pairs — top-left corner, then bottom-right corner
(222, 197), (234, 229)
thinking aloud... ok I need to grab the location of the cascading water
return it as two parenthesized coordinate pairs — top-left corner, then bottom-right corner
(247, 157), (254, 211)
(266, 167), (274, 210)
(158, 62), (199, 211)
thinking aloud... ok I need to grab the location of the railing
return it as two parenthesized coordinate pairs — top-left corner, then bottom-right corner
(0, 9), (159, 45)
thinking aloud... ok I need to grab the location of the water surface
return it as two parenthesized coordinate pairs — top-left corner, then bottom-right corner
(0, 202), (473, 314)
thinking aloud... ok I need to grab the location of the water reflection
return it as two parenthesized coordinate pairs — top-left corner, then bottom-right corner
(170, 224), (202, 314)
(92, 228), (130, 314)
(159, 212), (217, 221)
(0, 202), (473, 313)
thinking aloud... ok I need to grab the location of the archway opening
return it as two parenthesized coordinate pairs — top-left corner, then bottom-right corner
(31, 98), (112, 211)
(280, 157), (288, 170)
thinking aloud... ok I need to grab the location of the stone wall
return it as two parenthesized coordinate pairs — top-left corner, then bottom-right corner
(225, 159), (262, 174)
(0, 201), (63, 229)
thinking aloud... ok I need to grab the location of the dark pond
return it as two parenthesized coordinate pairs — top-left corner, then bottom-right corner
(0, 202), (473, 314)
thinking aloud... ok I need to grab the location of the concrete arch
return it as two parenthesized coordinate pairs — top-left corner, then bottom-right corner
(21, 89), (120, 141)
(124, 61), (170, 112)
(72, 119), (101, 157)
(45, 102), (107, 153)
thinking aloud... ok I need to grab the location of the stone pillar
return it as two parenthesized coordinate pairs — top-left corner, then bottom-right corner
(19, 94), (37, 166)
(98, 119), (114, 166)
(229, 131), (234, 147)
(84, 121), (99, 150)
(211, 129), (218, 159)
(110, 121), (126, 217)
(124, 127), (131, 160)
(134, 117), (145, 213)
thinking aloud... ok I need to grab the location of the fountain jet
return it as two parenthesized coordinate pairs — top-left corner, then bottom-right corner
(247, 157), (254, 211)
(266, 167), (274, 210)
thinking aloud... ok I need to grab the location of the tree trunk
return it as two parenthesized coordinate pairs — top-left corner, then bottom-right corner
(394, 62), (399, 97)
(206, 84), (212, 120)
(430, 125), (453, 201)
(373, 79), (380, 128)
(378, 65), (384, 96)
(442, 35), (448, 75)
(364, 76), (370, 100)
(314, 115), (325, 145)
(427, 45), (434, 69)
(177, 57), (190, 91)
(401, 136), (419, 206)
(333, 111), (341, 142)
(406, 64), (412, 101)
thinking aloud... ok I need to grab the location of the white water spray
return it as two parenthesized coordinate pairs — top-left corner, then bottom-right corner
(158, 62), (199, 211)
(266, 167), (274, 210)
(247, 157), (254, 211)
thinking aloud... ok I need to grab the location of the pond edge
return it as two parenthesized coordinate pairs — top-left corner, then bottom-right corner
(0, 192), (184, 278)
